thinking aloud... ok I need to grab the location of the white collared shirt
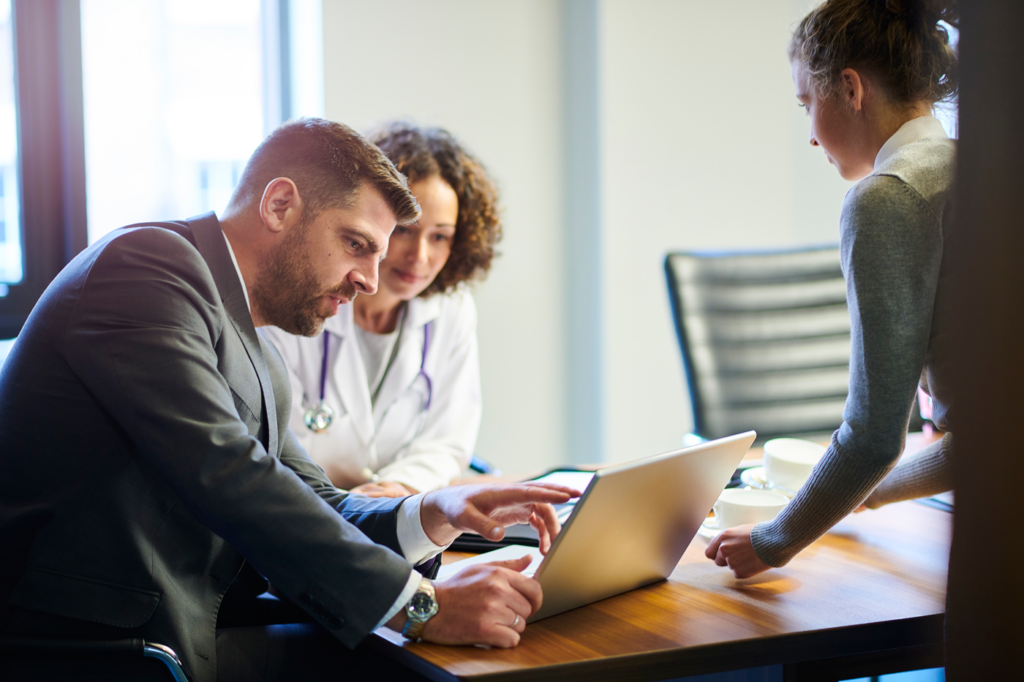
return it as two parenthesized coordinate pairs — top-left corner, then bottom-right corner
(874, 115), (949, 171)
(220, 230), (442, 629)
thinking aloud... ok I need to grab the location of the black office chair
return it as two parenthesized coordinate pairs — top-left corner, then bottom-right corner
(665, 246), (859, 442)
(0, 636), (190, 681)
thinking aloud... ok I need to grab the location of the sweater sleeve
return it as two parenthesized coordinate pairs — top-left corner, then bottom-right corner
(862, 432), (953, 509)
(750, 174), (945, 567)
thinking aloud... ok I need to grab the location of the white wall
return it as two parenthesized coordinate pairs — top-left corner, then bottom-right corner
(322, 0), (567, 475)
(597, 0), (851, 462)
(320, 0), (853, 473)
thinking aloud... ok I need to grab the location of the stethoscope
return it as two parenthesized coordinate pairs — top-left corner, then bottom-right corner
(303, 323), (434, 437)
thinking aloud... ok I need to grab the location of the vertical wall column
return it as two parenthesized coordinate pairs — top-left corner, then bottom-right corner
(561, 0), (604, 464)
(261, 0), (289, 132)
(55, 0), (87, 261)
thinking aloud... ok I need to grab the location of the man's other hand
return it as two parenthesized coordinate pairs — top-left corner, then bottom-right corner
(424, 555), (538, 647)
(421, 483), (580, 554)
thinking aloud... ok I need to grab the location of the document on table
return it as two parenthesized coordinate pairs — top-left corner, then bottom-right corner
(436, 545), (544, 581)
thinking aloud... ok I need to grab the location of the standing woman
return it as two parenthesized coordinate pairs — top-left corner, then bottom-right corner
(266, 123), (501, 497)
(707, 0), (958, 577)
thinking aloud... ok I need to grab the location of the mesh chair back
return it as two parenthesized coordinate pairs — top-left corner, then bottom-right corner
(665, 246), (851, 441)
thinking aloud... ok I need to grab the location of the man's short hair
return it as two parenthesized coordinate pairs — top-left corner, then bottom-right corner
(231, 118), (421, 225)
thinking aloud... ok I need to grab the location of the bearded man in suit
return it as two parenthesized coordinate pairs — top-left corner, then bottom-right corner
(0, 119), (572, 682)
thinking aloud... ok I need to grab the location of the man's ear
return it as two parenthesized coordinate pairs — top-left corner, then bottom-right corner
(259, 177), (303, 234)
(839, 68), (867, 113)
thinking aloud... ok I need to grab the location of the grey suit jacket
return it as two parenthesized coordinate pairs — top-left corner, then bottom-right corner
(0, 213), (415, 682)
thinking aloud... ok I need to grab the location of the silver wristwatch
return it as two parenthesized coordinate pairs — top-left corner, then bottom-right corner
(401, 578), (438, 641)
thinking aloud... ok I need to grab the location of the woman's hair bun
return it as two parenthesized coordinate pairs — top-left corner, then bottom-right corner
(899, 0), (959, 28)
(790, 0), (958, 105)
(909, 0), (954, 27)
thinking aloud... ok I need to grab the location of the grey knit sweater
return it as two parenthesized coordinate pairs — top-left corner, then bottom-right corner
(751, 136), (957, 567)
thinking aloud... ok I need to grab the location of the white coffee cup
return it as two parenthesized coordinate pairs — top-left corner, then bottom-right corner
(704, 488), (789, 531)
(763, 438), (827, 493)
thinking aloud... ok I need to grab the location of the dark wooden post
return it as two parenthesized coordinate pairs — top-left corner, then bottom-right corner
(946, 1), (1024, 678)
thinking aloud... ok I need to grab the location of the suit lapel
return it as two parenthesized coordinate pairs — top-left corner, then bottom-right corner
(188, 212), (279, 457)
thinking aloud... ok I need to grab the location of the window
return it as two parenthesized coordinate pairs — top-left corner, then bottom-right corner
(0, 0), (322, 339)
(934, 21), (959, 139)
(80, 0), (266, 242)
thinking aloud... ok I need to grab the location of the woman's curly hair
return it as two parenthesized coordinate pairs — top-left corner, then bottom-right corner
(370, 123), (502, 298)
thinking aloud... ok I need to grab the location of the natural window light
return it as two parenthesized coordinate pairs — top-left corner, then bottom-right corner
(80, 0), (266, 244)
(0, 0), (21, 293)
(934, 22), (959, 138)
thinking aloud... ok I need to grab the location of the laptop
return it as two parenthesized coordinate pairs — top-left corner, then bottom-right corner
(438, 431), (756, 621)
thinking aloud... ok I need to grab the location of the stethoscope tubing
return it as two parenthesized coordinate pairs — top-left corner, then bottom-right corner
(419, 322), (433, 411)
(307, 324), (433, 431)
(319, 328), (331, 404)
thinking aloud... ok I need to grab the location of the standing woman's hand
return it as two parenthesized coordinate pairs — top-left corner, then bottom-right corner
(705, 524), (772, 579)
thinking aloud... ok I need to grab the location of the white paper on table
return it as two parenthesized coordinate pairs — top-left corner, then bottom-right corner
(436, 545), (544, 581)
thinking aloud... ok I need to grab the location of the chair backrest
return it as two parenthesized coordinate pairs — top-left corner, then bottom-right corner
(665, 246), (851, 441)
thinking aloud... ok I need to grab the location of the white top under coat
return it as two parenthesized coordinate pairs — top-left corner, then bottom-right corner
(354, 323), (400, 398)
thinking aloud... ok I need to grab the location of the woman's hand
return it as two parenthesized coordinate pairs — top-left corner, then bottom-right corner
(704, 524), (772, 579)
(349, 481), (418, 498)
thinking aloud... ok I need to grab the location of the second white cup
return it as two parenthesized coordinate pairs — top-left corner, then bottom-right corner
(763, 438), (827, 493)
(705, 488), (789, 531)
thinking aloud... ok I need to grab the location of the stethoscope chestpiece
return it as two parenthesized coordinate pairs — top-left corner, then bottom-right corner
(304, 402), (335, 433)
(304, 321), (434, 437)
(306, 330), (336, 433)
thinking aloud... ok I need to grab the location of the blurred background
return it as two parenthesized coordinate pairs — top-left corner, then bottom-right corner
(0, 0), (956, 478)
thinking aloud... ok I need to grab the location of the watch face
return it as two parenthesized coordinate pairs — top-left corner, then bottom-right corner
(409, 591), (436, 619)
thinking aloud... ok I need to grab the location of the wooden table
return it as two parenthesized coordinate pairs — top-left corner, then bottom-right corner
(370, 499), (950, 681)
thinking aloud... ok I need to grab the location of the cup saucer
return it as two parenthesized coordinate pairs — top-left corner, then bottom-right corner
(740, 466), (769, 489)
(740, 467), (795, 498)
(697, 519), (721, 540)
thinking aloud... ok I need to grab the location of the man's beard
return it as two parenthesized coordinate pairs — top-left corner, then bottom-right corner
(251, 220), (356, 337)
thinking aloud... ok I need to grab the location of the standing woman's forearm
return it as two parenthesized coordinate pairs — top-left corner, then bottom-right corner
(751, 170), (947, 567)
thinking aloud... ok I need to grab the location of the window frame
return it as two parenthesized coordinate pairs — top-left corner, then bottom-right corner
(0, 0), (87, 338)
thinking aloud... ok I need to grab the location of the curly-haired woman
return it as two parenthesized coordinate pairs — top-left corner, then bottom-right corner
(266, 123), (502, 497)
(707, 0), (958, 577)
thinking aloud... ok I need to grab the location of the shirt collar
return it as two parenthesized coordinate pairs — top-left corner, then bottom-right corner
(874, 115), (949, 170)
(221, 230), (251, 312)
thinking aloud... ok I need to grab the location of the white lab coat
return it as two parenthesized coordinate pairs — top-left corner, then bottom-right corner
(264, 289), (481, 492)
